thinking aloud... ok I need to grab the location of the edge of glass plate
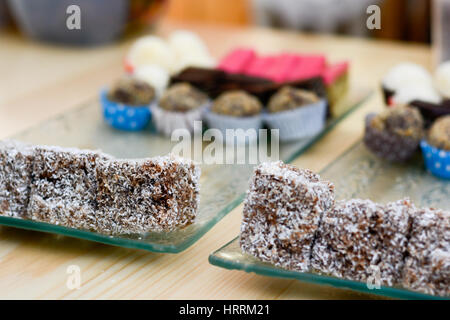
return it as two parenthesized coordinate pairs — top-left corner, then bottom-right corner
(2, 89), (370, 253)
(0, 196), (248, 254)
(208, 237), (447, 300)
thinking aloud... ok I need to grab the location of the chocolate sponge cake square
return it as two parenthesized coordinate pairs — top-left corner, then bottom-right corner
(311, 199), (412, 286)
(402, 207), (449, 297)
(240, 161), (335, 272)
(0, 140), (34, 218)
(28, 145), (108, 230)
(95, 155), (200, 235)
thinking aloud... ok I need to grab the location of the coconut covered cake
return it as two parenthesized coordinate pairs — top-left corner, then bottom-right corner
(240, 160), (449, 297)
(0, 140), (200, 235)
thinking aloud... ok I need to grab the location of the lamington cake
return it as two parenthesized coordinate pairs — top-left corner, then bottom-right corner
(240, 161), (335, 272)
(311, 199), (413, 286)
(0, 140), (201, 235)
(95, 155), (200, 234)
(29, 145), (110, 231)
(0, 140), (34, 218)
(402, 207), (449, 296)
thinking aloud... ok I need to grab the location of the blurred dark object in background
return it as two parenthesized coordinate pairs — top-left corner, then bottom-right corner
(166, 0), (433, 44)
(253, 0), (431, 43)
(373, 0), (431, 43)
(433, 0), (450, 64)
(252, 0), (381, 37)
(5, 0), (166, 46)
(0, 0), (10, 28)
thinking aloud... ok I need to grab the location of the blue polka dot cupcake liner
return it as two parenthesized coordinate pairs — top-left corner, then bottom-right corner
(420, 140), (450, 179)
(100, 90), (152, 131)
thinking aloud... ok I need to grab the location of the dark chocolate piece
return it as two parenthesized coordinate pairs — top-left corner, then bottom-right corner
(171, 67), (327, 105)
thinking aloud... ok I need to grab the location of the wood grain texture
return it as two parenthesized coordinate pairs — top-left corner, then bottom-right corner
(0, 20), (430, 299)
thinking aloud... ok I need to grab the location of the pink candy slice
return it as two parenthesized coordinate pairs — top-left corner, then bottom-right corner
(218, 48), (349, 85)
(218, 48), (257, 74)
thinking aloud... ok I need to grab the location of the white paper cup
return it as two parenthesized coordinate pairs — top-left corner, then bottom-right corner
(263, 99), (327, 142)
(150, 102), (208, 137)
(203, 107), (263, 144)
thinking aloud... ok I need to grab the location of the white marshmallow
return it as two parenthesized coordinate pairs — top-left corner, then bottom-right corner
(168, 30), (216, 73)
(127, 36), (176, 73)
(169, 30), (210, 57)
(383, 63), (433, 92)
(434, 61), (450, 99)
(392, 84), (442, 105)
(133, 64), (169, 98)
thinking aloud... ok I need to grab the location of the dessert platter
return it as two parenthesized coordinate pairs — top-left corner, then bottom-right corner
(0, 30), (370, 253)
(209, 62), (450, 300)
(209, 157), (449, 300)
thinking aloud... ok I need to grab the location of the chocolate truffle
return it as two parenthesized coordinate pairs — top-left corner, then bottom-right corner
(267, 86), (320, 113)
(311, 199), (413, 286)
(240, 161), (335, 272)
(108, 76), (156, 106)
(428, 115), (450, 151)
(159, 82), (208, 112)
(402, 207), (449, 297)
(364, 105), (424, 162)
(212, 90), (262, 117)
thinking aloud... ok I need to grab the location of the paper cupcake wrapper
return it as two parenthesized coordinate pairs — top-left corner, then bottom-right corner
(151, 103), (208, 137)
(263, 99), (327, 142)
(100, 90), (152, 131)
(202, 108), (263, 144)
(363, 113), (420, 162)
(420, 140), (450, 179)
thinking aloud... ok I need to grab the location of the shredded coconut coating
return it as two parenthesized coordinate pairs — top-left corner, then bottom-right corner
(29, 145), (111, 230)
(0, 140), (34, 218)
(311, 198), (412, 286)
(402, 207), (450, 296)
(95, 155), (200, 234)
(0, 140), (200, 235)
(240, 161), (335, 272)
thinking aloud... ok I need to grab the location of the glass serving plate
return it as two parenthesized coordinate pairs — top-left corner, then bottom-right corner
(1, 88), (370, 253)
(209, 141), (450, 299)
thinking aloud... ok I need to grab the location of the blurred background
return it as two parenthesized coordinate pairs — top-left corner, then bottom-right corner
(0, 0), (436, 45)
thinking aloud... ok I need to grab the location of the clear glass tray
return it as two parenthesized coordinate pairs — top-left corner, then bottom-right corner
(209, 141), (449, 299)
(2, 88), (370, 253)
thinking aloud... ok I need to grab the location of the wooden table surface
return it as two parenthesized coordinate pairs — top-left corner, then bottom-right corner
(0, 20), (431, 299)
